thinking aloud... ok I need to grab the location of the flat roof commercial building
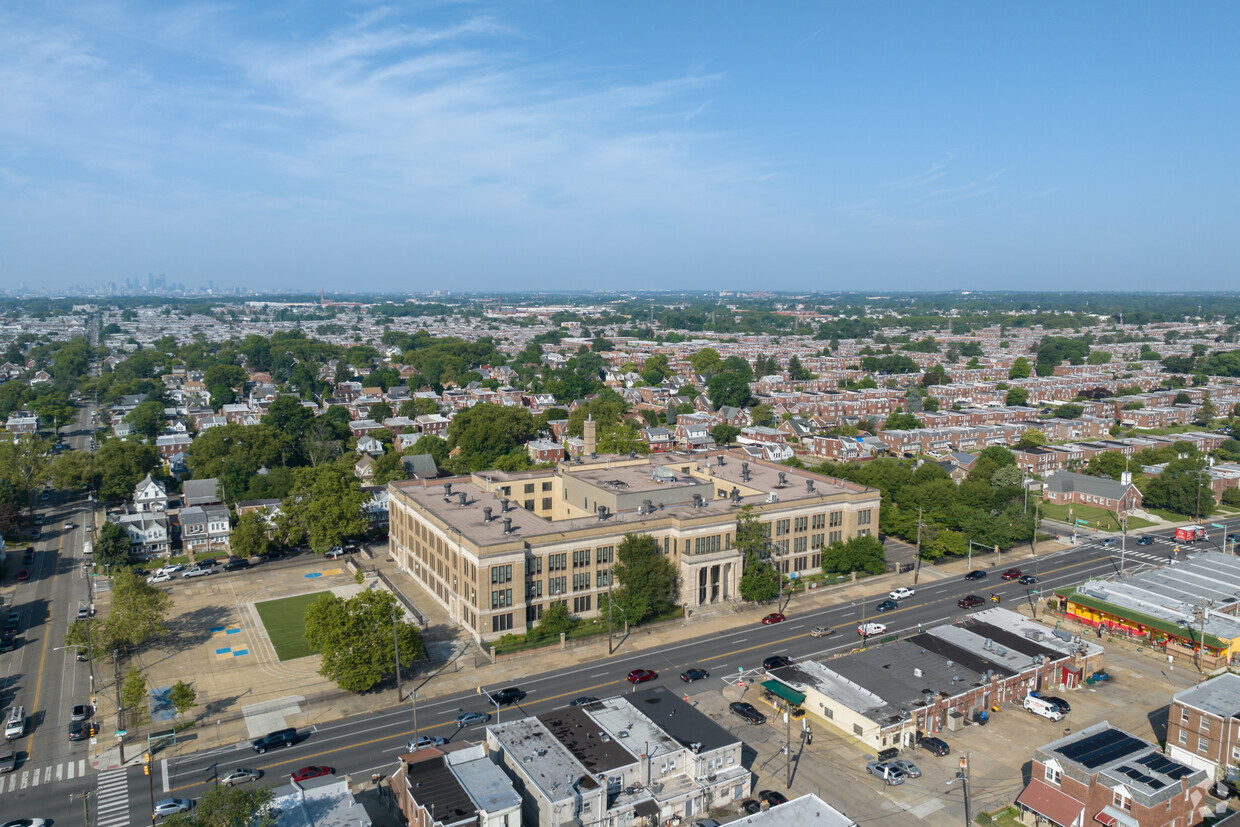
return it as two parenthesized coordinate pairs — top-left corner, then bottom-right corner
(389, 451), (880, 642)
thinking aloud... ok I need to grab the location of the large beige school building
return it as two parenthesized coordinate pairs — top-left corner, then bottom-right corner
(388, 450), (881, 642)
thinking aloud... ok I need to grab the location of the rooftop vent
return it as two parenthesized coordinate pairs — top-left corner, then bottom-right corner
(444, 482), (453, 497)
(777, 472), (787, 487)
(718, 456), (726, 466)
(598, 506), (609, 521)
(692, 494), (703, 508)
(483, 507), (493, 523)
(500, 498), (510, 513)
(458, 492), (467, 507)
(806, 479), (815, 493)
(502, 517), (513, 535)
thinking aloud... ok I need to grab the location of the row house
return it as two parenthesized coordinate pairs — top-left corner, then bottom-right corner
(220, 403), (259, 426)
(179, 504), (232, 555)
(348, 418), (385, 438)
(639, 427), (673, 453)
(381, 416), (417, 436)
(736, 426), (788, 447)
(154, 434), (193, 461)
(804, 435), (877, 462)
(1207, 463), (1240, 502)
(414, 414), (451, 437)
(1121, 405), (1195, 429)
(133, 474), (172, 512)
(1016, 722), (1208, 827)
(526, 439), (565, 463)
(1167, 672), (1240, 777)
(4, 413), (38, 434)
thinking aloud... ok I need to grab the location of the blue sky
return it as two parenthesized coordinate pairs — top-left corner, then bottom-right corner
(1, 2), (1236, 294)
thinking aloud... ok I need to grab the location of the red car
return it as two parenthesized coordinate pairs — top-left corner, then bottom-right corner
(761, 613), (785, 625)
(1001, 569), (1022, 581)
(291, 766), (333, 783)
(627, 669), (658, 684)
(16, 570), (29, 583)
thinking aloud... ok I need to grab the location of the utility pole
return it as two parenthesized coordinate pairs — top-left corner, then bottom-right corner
(913, 507), (923, 585)
(785, 709), (792, 788)
(70, 789), (93, 827)
(411, 691), (419, 745)
(114, 649), (126, 764)
(392, 603), (403, 705)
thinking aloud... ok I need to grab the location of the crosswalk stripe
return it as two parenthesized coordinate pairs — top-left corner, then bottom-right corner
(30, 769), (38, 786)
(56, 764), (63, 781)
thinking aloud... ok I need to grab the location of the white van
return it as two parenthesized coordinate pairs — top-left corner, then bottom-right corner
(4, 707), (25, 740)
(1023, 695), (1064, 721)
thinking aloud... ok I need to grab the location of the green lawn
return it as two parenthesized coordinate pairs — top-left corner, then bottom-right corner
(1040, 502), (1154, 533)
(254, 592), (328, 661)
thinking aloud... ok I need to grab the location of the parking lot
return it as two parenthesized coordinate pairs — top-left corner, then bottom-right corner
(684, 626), (1206, 825)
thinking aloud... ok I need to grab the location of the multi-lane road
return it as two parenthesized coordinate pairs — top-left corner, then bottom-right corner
(2, 401), (99, 825)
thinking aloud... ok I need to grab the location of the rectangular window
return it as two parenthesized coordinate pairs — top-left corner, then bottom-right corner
(858, 510), (872, 526)
(852, 724), (863, 736)
(811, 533), (824, 548)
(1181, 708), (1190, 724)
(829, 511), (843, 527)
(1200, 716), (1211, 731)
(524, 483), (535, 494)
(775, 519), (790, 536)
(596, 570), (612, 587)
(542, 497), (552, 511)
(794, 516), (808, 532)
(596, 546), (614, 564)
(526, 581), (543, 599)
(542, 481), (553, 492)
(573, 595), (592, 613)
(1112, 790), (1130, 811)
(523, 499), (534, 511)
(812, 513), (826, 530)
(1179, 730), (1188, 745)
(1044, 765), (1061, 785)
(828, 531), (842, 545)
(491, 589), (512, 609)
(491, 565), (512, 584)
(1199, 738), (1209, 753)
(491, 612), (513, 633)
(526, 557), (543, 576)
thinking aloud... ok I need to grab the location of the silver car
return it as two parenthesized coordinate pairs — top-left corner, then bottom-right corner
(890, 759), (921, 778)
(406, 735), (446, 751)
(153, 798), (190, 818)
(181, 566), (211, 578)
(221, 767), (261, 786)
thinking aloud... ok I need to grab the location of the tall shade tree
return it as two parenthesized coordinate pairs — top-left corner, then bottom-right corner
(229, 509), (271, 558)
(304, 589), (423, 693)
(65, 568), (171, 658)
(278, 462), (369, 553)
(611, 533), (676, 625)
(162, 783), (276, 827)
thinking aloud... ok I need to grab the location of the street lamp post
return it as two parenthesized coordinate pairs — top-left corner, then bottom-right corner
(946, 771), (971, 826)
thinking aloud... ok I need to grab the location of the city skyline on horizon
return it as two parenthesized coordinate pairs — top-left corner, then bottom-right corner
(1, 2), (1237, 294)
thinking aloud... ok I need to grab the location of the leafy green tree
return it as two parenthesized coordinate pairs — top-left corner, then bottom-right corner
(990, 464), (1024, 488)
(1016, 428), (1046, 448)
(96, 521), (131, 569)
(883, 410), (923, 430)
(126, 400), (165, 440)
(368, 401), (393, 422)
(923, 528), (968, 560)
(304, 589), (423, 693)
(50, 449), (94, 490)
(1054, 403), (1084, 419)
(121, 666), (149, 726)
(688, 347), (722, 374)
(186, 423), (285, 501)
(230, 509), (271, 558)
(787, 355), (812, 380)
(611, 533), (676, 624)
(1005, 387), (1029, 407)
(821, 535), (886, 575)
(710, 423), (740, 446)
(33, 389), (76, 435)
(279, 462), (369, 553)
(95, 439), (160, 501)
(1008, 357), (1032, 379)
(370, 450), (409, 484)
(1198, 395), (1217, 425)
(1084, 451), (1128, 480)
(446, 403), (536, 471)
(168, 680), (197, 718)
(63, 568), (171, 658)
(738, 553), (781, 602)
(0, 434), (49, 515)
(1143, 457), (1215, 518)
(750, 404), (774, 428)
(410, 435), (450, 467)
(203, 363), (247, 392)
(537, 601), (576, 637)
(707, 371), (752, 409)
(1087, 350), (1112, 364)
(161, 782), (276, 827)
(263, 395), (315, 447)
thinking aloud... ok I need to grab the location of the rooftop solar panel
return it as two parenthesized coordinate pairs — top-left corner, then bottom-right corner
(1081, 738), (1145, 769)
(1057, 728), (1126, 761)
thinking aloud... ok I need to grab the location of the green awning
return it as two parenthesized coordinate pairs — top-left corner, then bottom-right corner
(761, 680), (806, 706)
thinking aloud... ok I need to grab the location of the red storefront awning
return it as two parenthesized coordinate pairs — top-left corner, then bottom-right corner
(1016, 779), (1085, 827)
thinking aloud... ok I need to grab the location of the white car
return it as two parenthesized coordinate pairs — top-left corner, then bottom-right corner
(407, 735), (446, 751)
(889, 587), (915, 600)
(153, 798), (190, 818)
(858, 622), (888, 637)
(181, 567), (212, 578)
(158, 564), (184, 575)
(64, 521), (74, 530)
(146, 572), (172, 584)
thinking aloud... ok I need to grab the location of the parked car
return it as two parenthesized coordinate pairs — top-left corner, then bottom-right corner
(761, 613), (785, 625)
(1001, 568), (1022, 580)
(762, 655), (792, 670)
(1137, 535), (1156, 545)
(730, 702), (766, 725)
(493, 687), (526, 704)
(964, 570), (987, 581)
(865, 761), (905, 785)
(70, 704), (89, 721)
(958, 595), (985, 609)
(221, 768), (262, 786)
(739, 799), (762, 815)
(810, 626), (834, 638)
(64, 521), (74, 529)
(758, 790), (788, 807)
(181, 566), (212, 578)
(1019, 575), (1038, 585)
(4, 612), (20, 633)
(857, 622), (887, 637)
(68, 720), (88, 741)
(0, 747), (15, 773)
(890, 759), (921, 778)
(22, 550), (34, 564)
(77, 606), (94, 619)
(0, 635), (15, 653)
(146, 572), (172, 584)
(569, 697), (599, 707)
(291, 766), (333, 783)
(223, 558), (250, 572)
(406, 735), (446, 751)
(875, 599), (898, 613)
(1227, 533), (1240, 544)
(157, 564), (184, 575)
(16, 571), (29, 583)
(1038, 695), (1071, 714)
(919, 736), (950, 756)
(455, 711), (491, 728)
(680, 668), (709, 682)
(153, 799), (190, 819)
(626, 669), (657, 684)
(889, 587), (915, 600)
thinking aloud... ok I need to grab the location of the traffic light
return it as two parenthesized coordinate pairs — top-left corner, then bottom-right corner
(144, 764), (150, 776)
